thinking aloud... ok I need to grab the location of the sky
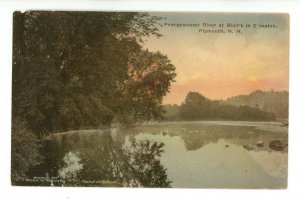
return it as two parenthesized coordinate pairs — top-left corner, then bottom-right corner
(144, 12), (289, 105)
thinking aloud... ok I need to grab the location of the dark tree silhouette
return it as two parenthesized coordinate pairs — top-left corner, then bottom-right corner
(12, 11), (176, 135)
(163, 92), (276, 121)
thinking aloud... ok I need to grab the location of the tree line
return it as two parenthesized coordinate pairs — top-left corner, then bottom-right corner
(163, 92), (276, 121)
(222, 90), (288, 119)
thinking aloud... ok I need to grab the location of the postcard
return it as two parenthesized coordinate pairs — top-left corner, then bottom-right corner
(11, 11), (289, 188)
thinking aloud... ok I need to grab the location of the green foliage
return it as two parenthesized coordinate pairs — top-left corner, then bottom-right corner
(12, 11), (176, 135)
(117, 50), (176, 123)
(163, 92), (276, 121)
(11, 119), (44, 184)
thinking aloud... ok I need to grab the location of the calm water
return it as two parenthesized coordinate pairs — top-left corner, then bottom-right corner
(29, 121), (288, 188)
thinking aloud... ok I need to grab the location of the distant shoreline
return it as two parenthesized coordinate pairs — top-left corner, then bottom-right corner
(49, 120), (287, 138)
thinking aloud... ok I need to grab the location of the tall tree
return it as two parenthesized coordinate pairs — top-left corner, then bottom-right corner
(12, 11), (176, 135)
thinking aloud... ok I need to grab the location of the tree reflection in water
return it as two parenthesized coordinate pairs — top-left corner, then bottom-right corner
(44, 133), (171, 187)
(121, 137), (171, 187)
(58, 152), (83, 186)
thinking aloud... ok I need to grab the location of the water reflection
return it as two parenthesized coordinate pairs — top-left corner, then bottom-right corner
(40, 132), (171, 187)
(248, 151), (287, 178)
(58, 152), (83, 186)
(27, 121), (287, 188)
(116, 122), (287, 188)
(119, 123), (288, 153)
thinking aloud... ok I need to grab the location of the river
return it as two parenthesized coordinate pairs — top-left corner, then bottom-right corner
(28, 121), (288, 188)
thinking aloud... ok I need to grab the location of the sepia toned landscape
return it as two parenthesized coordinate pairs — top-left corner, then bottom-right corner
(12, 11), (288, 188)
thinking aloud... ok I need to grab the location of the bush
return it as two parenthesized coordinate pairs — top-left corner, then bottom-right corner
(11, 119), (44, 184)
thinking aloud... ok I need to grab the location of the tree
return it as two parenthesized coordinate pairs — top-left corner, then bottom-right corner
(116, 50), (176, 123)
(12, 11), (176, 135)
(162, 104), (181, 121)
(11, 119), (44, 184)
(180, 92), (210, 120)
(178, 92), (276, 121)
(223, 90), (288, 119)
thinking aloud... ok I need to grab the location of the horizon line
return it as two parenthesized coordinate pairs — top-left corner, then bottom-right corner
(163, 89), (289, 106)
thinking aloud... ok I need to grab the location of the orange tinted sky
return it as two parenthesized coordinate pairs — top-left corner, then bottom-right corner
(144, 13), (289, 104)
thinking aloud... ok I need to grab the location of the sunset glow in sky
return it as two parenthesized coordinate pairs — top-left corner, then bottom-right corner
(144, 13), (289, 105)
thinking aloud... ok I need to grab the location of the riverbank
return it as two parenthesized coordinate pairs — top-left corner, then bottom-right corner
(255, 125), (288, 134)
(48, 120), (287, 139)
(143, 120), (287, 133)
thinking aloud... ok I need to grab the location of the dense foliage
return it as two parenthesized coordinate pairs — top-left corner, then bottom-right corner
(12, 11), (175, 185)
(11, 119), (44, 184)
(163, 92), (276, 121)
(12, 11), (176, 135)
(222, 90), (288, 119)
